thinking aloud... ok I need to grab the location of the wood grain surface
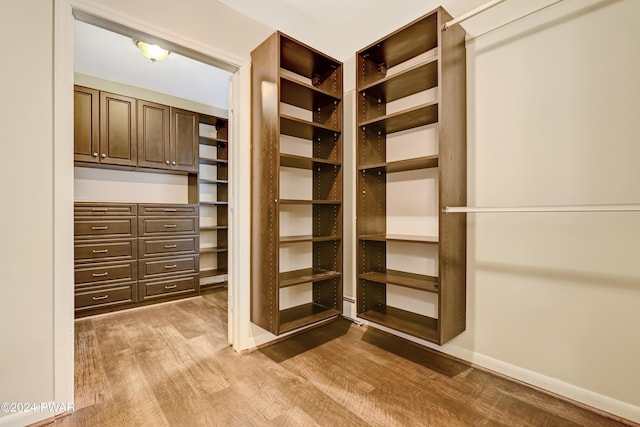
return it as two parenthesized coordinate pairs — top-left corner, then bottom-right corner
(51, 289), (632, 426)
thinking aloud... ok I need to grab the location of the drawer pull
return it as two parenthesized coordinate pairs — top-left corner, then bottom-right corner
(92, 272), (109, 277)
(164, 224), (177, 228)
(164, 209), (177, 212)
(164, 284), (178, 290)
(164, 265), (177, 269)
(92, 226), (108, 230)
(92, 208), (108, 212)
(92, 249), (109, 254)
(92, 295), (109, 301)
(164, 244), (178, 249)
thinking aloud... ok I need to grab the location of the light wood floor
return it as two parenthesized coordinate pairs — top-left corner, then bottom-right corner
(55, 289), (631, 426)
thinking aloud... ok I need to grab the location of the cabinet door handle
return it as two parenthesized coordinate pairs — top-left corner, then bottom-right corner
(92, 226), (108, 230)
(92, 249), (109, 254)
(165, 160), (170, 164)
(92, 295), (109, 301)
(92, 272), (109, 277)
(92, 152), (98, 157)
(164, 265), (177, 269)
(172, 161), (176, 165)
(164, 284), (178, 290)
(164, 244), (177, 249)
(101, 154), (106, 158)
(164, 224), (177, 228)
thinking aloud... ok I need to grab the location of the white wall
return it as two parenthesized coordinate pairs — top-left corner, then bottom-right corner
(0, 0), (55, 424)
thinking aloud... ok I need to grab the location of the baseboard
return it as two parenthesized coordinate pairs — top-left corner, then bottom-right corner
(0, 409), (71, 427)
(342, 298), (640, 425)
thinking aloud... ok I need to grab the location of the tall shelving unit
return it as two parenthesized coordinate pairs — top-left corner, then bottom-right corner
(251, 32), (343, 335)
(356, 8), (467, 345)
(198, 115), (229, 291)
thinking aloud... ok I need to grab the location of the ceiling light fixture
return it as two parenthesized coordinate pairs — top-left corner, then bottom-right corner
(134, 40), (170, 62)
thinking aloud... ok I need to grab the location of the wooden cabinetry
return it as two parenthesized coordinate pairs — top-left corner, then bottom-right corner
(251, 32), (343, 335)
(74, 86), (99, 163)
(100, 91), (137, 166)
(171, 108), (199, 173)
(137, 100), (170, 169)
(356, 8), (467, 345)
(74, 203), (138, 315)
(74, 202), (200, 316)
(198, 115), (229, 291)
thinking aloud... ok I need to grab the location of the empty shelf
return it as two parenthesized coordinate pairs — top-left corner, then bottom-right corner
(360, 270), (438, 293)
(279, 268), (341, 288)
(200, 246), (228, 254)
(280, 75), (341, 111)
(279, 199), (341, 205)
(359, 102), (438, 134)
(281, 115), (340, 140)
(199, 136), (228, 146)
(200, 158), (228, 166)
(359, 234), (439, 244)
(199, 268), (228, 278)
(359, 155), (438, 173)
(279, 303), (341, 334)
(280, 234), (341, 243)
(199, 201), (228, 206)
(359, 306), (438, 343)
(200, 225), (228, 231)
(359, 59), (438, 103)
(199, 179), (228, 185)
(280, 153), (340, 170)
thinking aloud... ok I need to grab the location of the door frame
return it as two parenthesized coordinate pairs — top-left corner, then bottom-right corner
(53, 0), (246, 408)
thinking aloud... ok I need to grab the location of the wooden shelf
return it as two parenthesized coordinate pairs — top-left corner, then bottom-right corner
(359, 306), (438, 343)
(199, 268), (228, 278)
(359, 155), (438, 173)
(360, 270), (439, 293)
(199, 201), (228, 206)
(199, 179), (228, 185)
(359, 59), (439, 103)
(280, 75), (341, 111)
(200, 225), (228, 231)
(199, 136), (228, 147)
(199, 158), (228, 166)
(280, 35), (341, 81)
(280, 153), (340, 170)
(279, 268), (341, 288)
(359, 102), (438, 134)
(280, 234), (341, 243)
(281, 115), (340, 140)
(279, 199), (341, 205)
(358, 13), (438, 69)
(359, 234), (439, 244)
(200, 246), (228, 254)
(279, 303), (341, 334)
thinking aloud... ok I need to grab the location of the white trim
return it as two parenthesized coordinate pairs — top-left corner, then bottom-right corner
(342, 300), (640, 423)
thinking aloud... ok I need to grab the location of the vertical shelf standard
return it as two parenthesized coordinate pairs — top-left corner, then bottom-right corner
(356, 8), (467, 345)
(198, 115), (229, 291)
(251, 32), (343, 335)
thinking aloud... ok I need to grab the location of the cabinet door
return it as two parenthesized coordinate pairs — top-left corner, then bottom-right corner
(74, 86), (99, 163)
(100, 92), (137, 166)
(137, 100), (170, 169)
(170, 107), (199, 173)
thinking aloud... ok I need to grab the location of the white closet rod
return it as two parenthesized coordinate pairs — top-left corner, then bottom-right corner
(442, 0), (508, 31)
(444, 205), (640, 214)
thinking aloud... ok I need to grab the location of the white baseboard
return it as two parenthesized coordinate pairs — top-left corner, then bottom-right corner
(342, 298), (640, 424)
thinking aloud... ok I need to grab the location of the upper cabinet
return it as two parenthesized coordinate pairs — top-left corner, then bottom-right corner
(74, 85), (199, 173)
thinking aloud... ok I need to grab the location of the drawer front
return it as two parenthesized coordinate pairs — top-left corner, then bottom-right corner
(138, 217), (198, 236)
(139, 275), (198, 301)
(138, 204), (198, 217)
(74, 203), (136, 216)
(139, 236), (199, 258)
(75, 239), (136, 263)
(75, 261), (136, 285)
(75, 283), (136, 310)
(139, 255), (198, 279)
(75, 218), (136, 239)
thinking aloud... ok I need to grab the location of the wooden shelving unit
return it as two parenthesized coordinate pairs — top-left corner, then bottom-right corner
(251, 32), (343, 335)
(356, 8), (467, 345)
(198, 114), (229, 291)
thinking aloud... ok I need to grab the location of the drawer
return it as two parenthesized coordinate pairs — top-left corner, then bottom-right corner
(139, 236), (199, 258)
(138, 217), (198, 236)
(75, 283), (136, 310)
(75, 218), (136, 239)
(138, 204), (198, 216)
(139, 275), (198, 301)
(139, 255), (199, 279)
(75, 260), (137, 285)
(75, 239), (136, 263)
(74, 203), (137, 216)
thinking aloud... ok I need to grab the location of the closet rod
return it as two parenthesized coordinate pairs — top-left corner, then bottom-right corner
(442, 0), (508, 31)
(444, 204), (640, 214)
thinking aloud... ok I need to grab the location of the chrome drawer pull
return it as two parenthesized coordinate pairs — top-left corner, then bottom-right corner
(92, 272), (109, 277)
(92, 208), (108, 212)
(92, 226), (108, 230)
(164, 224), (177, 228)
(92, 249), (109, 254)
(164, 265), (177, 269)
(164, 244), (178, 249)
(164, 209), (177, 212)
(164, 284), (178, 290)
(92, 295), (109, 301)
